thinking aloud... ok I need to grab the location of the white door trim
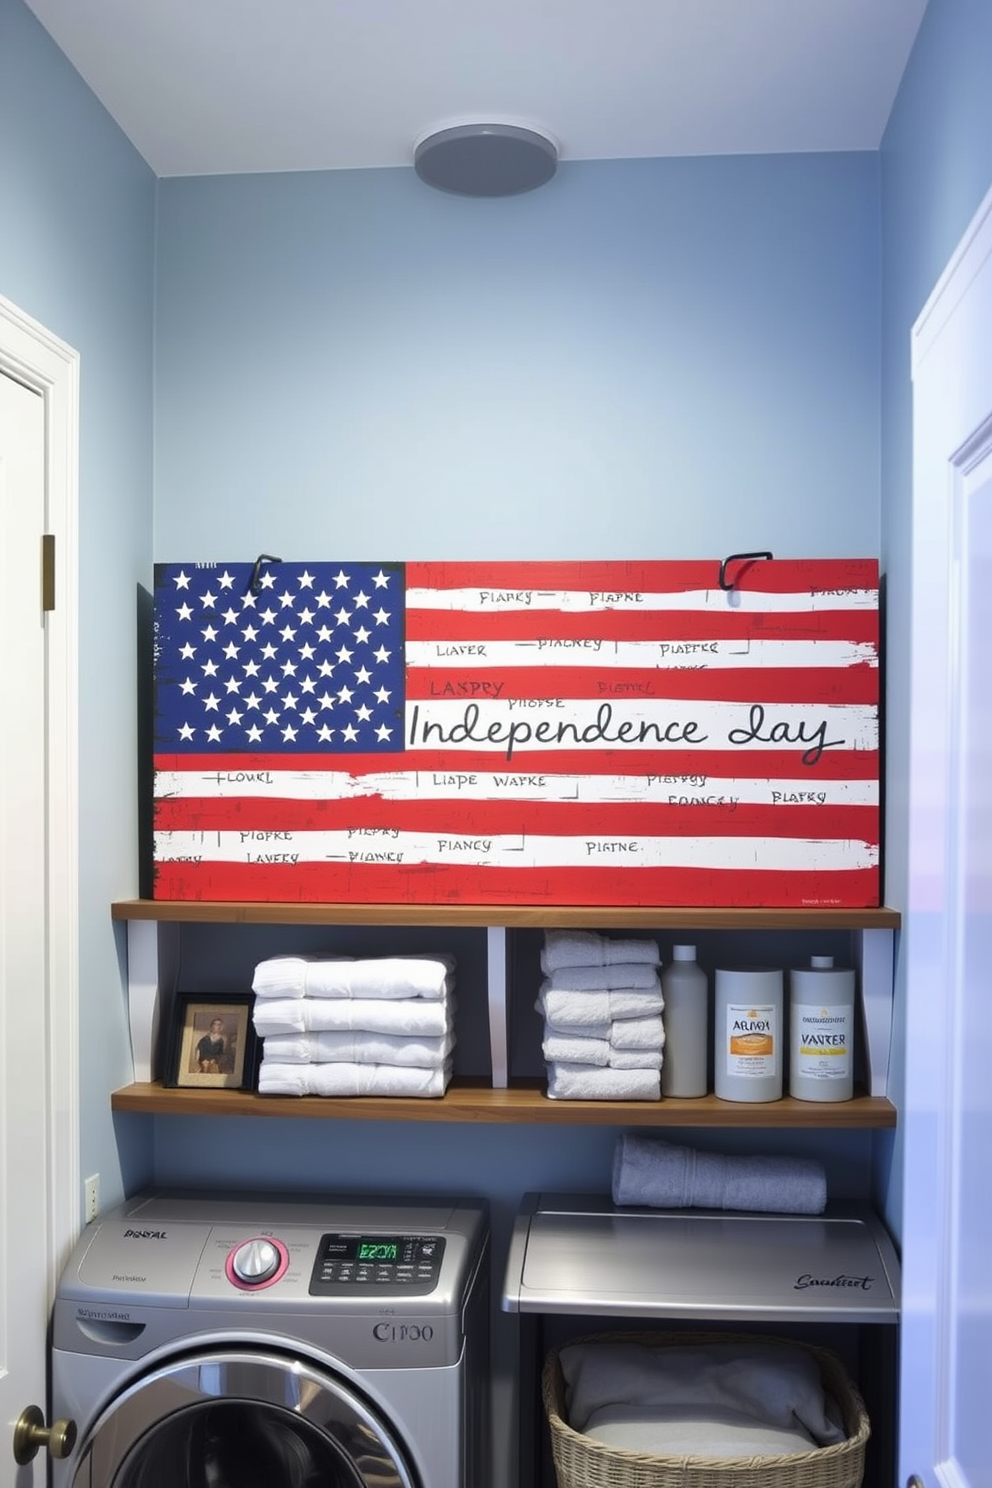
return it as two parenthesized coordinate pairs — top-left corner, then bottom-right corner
(0, 292), (80, 1290)
(912, 182), (992, 374)
(901, 176), (992, 1488)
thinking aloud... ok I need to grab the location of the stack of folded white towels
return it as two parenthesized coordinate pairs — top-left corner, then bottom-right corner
(539, 930), (664, 1100)
(251, 953), (455, 1098)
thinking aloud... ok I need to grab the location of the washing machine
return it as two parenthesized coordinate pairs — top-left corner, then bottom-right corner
(50, 1189), (489, 1488)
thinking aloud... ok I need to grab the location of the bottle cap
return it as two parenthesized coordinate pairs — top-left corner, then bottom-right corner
(673, 945), (696, 960)
(811, 955), (834, 968)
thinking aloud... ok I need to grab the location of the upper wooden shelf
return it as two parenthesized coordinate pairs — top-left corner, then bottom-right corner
(111, 1078), (896, 1129)
(111, 899), (901, 930)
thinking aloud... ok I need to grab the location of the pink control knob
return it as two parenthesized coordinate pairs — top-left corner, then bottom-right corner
(226, 1236), (288, 1289)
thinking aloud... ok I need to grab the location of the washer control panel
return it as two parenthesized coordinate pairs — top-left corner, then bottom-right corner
(309, 1233), (446, 1295)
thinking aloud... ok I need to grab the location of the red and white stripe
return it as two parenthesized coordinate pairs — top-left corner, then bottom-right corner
(154, 558), (880, 906)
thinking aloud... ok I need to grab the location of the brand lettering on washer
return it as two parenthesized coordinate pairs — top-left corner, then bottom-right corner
(373, 1322), (434, 1343)
(123, 1228), (168, 1239)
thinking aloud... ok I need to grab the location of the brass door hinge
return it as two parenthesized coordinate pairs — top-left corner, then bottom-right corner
(42, 533), (55, 612)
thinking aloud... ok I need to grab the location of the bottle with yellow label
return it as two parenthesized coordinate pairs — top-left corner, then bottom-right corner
(714, 967), (783, 1102)
(789, 955), (855, 1102)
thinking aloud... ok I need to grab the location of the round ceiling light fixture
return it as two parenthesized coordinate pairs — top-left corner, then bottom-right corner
(414, 123), (558, 197)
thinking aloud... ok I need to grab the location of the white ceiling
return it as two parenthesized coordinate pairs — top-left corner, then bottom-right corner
(24, 0), (928, 179)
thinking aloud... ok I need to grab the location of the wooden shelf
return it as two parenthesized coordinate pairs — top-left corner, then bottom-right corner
(111, 1077), (896, 1128)
(115, 902), (899, 1124)
(112, 899), (901, 930)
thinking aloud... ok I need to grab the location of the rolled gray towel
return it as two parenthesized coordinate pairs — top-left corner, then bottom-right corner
(612, 1134), (827, 1215)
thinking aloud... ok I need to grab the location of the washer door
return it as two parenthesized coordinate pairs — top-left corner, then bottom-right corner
(69, 1348), (420, 1488)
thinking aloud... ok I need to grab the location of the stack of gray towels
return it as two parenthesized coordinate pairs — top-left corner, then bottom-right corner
(539, 930), (664, 1100)
(252, 953), (455, 1097)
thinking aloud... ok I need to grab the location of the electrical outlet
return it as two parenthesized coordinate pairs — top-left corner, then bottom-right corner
(84, 1174), (100, 1223)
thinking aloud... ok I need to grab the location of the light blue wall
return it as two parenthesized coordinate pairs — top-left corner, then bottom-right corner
(150, 150), (884, 1202)
(154, 153), (880, 560)
(0, 0), (156, 1207)
(874, 0), (992, 1233)
(151, 150), (883, 1488)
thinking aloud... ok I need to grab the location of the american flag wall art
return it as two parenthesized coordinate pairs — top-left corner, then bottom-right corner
(152, 558), (880, 907)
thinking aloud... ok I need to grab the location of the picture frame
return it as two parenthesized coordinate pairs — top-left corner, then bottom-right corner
(164, 991), (259, 1090)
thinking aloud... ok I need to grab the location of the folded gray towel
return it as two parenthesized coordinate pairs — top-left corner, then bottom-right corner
(612, 1135), (827, 1214)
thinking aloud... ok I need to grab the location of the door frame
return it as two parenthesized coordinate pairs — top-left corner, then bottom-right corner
(901, 179), (992, 1486)
(0, 292), (80, 1295)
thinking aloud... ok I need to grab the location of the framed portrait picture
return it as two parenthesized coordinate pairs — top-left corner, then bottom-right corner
(164, 992), (259, 1090)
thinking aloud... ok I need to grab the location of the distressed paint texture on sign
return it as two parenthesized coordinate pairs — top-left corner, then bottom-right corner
(152, 558), (880, 907)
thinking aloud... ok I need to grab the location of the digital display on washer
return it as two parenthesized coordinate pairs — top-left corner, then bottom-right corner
(309, 1233), (446, 1295)
(357, 1240), (398, 1261)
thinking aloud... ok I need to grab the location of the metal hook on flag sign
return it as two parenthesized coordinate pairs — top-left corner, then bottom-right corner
(718, 550), (773, 591)
(248, 553), (282, 595)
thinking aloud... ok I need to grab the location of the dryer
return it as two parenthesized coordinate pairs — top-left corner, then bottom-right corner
(51, 1189), (489, 1488)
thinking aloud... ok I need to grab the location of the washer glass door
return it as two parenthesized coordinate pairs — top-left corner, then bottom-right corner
(72, 1349), (419, 1488)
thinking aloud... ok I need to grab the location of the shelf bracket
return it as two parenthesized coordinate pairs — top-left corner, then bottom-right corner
(125, 920), (160, 1083)
(487, 927), (509, 1088)
(125, 920), (180, 1082)
(856, 927), (895, 1098)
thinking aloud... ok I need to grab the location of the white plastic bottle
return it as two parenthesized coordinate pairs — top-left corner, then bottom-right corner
(789, 955), (855, 1102)
(714, 967), (783, 1102)
(660, 945), (708, 1098)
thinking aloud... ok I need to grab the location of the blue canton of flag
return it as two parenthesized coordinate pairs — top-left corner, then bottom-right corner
(153, 561), (406, 754)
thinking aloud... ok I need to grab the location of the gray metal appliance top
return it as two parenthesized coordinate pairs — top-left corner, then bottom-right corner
(56, 1188), (488, 1318)
(502, 1193), (900, 1325)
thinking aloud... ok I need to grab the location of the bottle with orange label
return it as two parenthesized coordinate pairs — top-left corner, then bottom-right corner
(714, 967), (784, 1102)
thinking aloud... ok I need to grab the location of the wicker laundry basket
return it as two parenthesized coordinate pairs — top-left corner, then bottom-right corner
(542, 1331), (870, 1488)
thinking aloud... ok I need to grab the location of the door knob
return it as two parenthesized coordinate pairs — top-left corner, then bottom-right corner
(12, 1404), (77, 1465)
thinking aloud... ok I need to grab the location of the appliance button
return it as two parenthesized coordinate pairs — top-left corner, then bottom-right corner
(230, 1238), (281, 1285)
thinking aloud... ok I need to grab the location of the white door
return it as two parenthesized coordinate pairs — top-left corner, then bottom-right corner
(0, 298), (79, 1483)
(901, 184), (992, 1488)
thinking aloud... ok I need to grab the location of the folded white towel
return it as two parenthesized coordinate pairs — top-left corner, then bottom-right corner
(542, 1034), (663, 1071)
(262, 1030), (453, 1068)
(252, 954), (454, 1000)
(610, 1014), (665, 1051)
(542, 930), (660, 974)
(258, 1059), (452, 1098)
(545, 963), (661, 992)
(560, 1341), (845, 1446)
(543, 1032), (611, 1066)
(608, 1047), (664, 1071)
(538, 984), (662, 1029)
(253, 996), (454, 1038)
(541, 1012), (612, 1039)
(546, 1062), (660, 1101)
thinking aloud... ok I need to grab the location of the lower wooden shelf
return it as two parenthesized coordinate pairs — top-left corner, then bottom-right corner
(110, 1077), (896, 1128)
